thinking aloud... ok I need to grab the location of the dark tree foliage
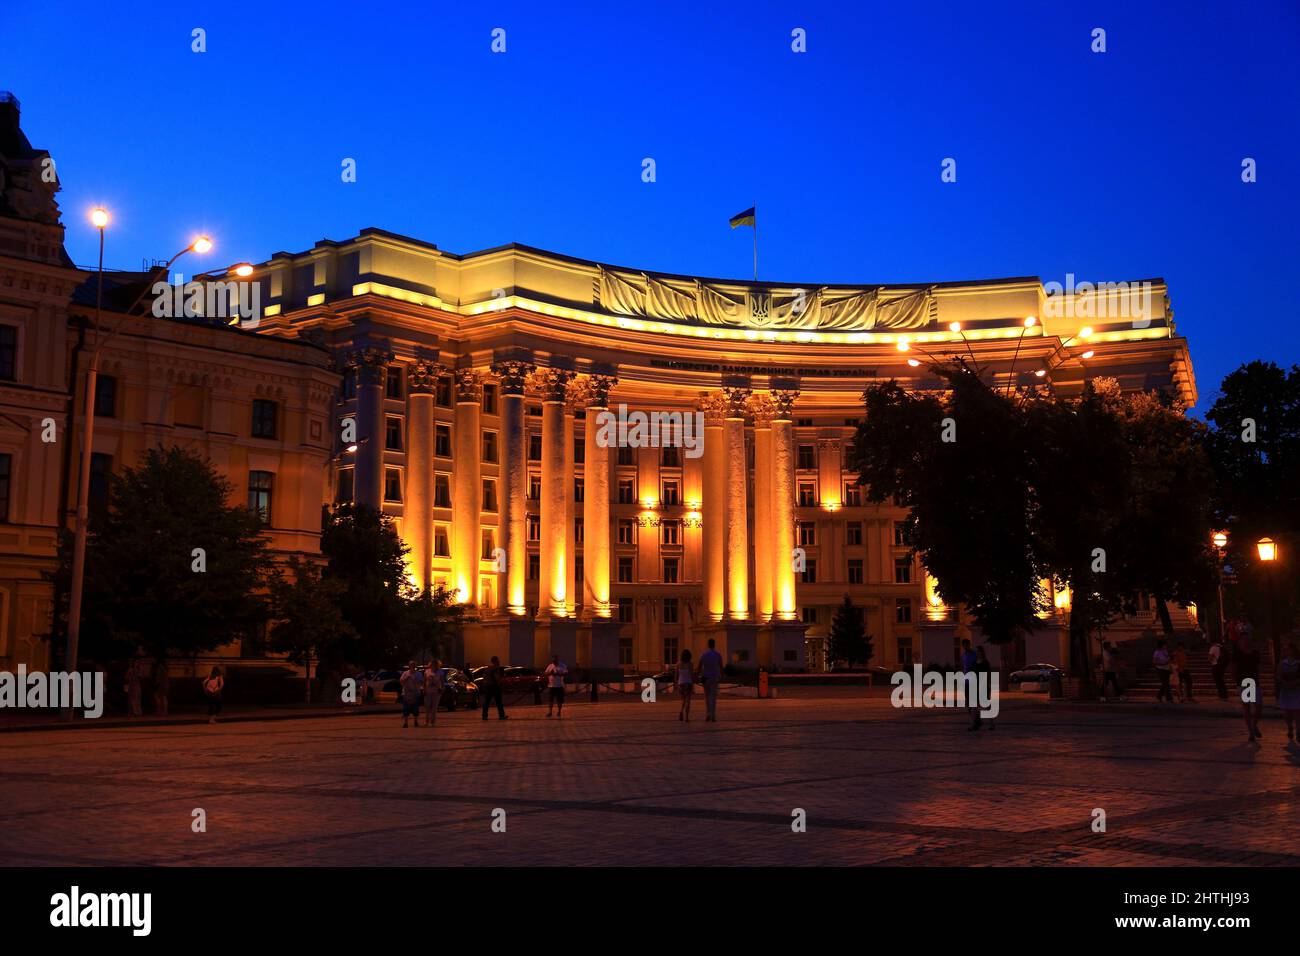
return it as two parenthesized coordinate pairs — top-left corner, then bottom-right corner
(827, 595), (873, 669)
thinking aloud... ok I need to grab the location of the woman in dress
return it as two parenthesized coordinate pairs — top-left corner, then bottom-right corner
(677, 648), (695, 722)
(1275, 640), (1300, 742)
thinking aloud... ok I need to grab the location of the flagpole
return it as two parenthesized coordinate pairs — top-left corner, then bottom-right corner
(753, 209), (758, 281)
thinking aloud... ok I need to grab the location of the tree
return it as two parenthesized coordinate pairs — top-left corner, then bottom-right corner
(55, 445), (272, 664)
(267, 556), (357, 697)
(827, 595), (872, 669)
(399, 587), (463, 664)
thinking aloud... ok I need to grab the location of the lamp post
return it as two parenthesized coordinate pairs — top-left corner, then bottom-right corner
(1256, 536), (1278, 662)
(1212, 531), (1228, 641)
(63, 228), (213, 715)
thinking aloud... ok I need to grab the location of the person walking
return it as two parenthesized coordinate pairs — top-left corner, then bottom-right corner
(677, 648), (695, 722)
(960, 639), (979, 730)
(1100, 642), (1125, 701)
(480, 656), (508, 721)
(1276, 640), (1300, 743)
(125, 650), (144, 717)
(544, 654), (568, 718)
(1235, 638), (1263, 742)
(974, 646), (995, 730)
(1173, 642), (1195, 702)
(1209, 637), (1229, 700)
(424, 659), (446, 727)
(1152, 639), (1174, 703)
(203, 666), (224, 724)
(698, 638), (724, 723)
(399, 660), (424, 728)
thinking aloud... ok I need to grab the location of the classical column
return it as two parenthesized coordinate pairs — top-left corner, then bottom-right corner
(405, 359), (439, 593)
(537, 369), (575, 617)
(749, 394), (776, 622)
(347, 344), (393, 511)
(492, 359), (533, 615)
(723, 385), (752, 620)
(771, 386), (800, 619)
(583, 374), (618, 616)
(698, 392), (729, 622)
(452, 369), (483, 607)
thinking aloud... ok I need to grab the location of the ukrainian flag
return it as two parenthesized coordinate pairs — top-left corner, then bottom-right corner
(728, 206), (756, 228)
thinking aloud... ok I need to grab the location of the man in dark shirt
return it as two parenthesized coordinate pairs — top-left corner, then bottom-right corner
(698, 639), (724, 723)
(480, 655), (508, 721)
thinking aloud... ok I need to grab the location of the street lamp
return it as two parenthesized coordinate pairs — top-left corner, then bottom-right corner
(1212, 530), (1228, 640)
(1257, 537), (1277, 562)
(1256, 537), (1279, 662)
(63, 228), (214, 712)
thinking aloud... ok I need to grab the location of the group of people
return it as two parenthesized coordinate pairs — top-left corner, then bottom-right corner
(1150, 639), (1197, 703)
(397, 659), (448, 728)
(396, 653), (571, 727)
(674, 638), (725, 722)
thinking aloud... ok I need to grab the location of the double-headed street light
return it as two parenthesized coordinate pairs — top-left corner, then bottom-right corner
(63, 217), (213, 712)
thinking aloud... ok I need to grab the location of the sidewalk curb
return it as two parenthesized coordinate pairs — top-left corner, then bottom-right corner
(0, 705), (400, 733)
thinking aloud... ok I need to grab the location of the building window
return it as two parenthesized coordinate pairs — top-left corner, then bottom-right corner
(0, 452), (11, 521)
(617, 557), (634, 583)
(798, 482), (816, 507)
(847, 559), (864, 584)
(894, 521), (908, 547)
(434, 424), (451, 457)
(618, 597), (634, 624)
(94, 374), (117, 418)
(575, 517), (584, 544)
(342, 367), (356, 400)
(435, 376), (452, 407)
(528, 433), (542, 461)
(0, 326), (15, 381)
(482, 479), (498, 512)
(801, 606), (818, 625)
(617, 519), (635, 544)
(797, 444), (816, 470)
(574, 438), (585, 464)
(895, 598), (912, 624)
(797, 417), (813, 428)
(662, 446), (680, 467)
(574, 556), (584, 595)
(527, 514), (541, 541)
(663, 597), (679, 625)
(617, 445), (636, 466)
(894, 557), (912, 584)
(528, 474), (542, 501)
(619, 637), (634, 666)
(481, 529), (496, 561)
(248, 470), (273, 525)
(89, 453), (112, 513)
(387, 418), (404, 451)
(897, 636), (914, 666)
(661, 520), (679, 546)
(663, 635), (679, 663)
(844, 483), (862, 507)
(384, 468), (402, 501)
(617, 478), (635, 504)
(386, 367), (403, 399)
(434, 474), (451, 508)
(434, 525), (450, 557)
(798, 521), (816, 547)
(251, 399), (277, 439)
(845, 522), (863, 546)
(663, 558), (679, 584)
(482, 431), (498, 463)
(482, 384), (497, 415)
(801, 559), (817, 584)
(574, 478), (585, 502)
(336, 468), (354, 503)
(528, 554), (540, 581)
(661, 479), (680, 506)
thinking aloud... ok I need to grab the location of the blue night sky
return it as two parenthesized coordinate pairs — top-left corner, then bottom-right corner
(4, 0), (1297, 411)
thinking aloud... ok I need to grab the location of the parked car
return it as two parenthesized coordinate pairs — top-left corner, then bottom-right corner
(438, 667), (479, 710)
(470, 665), (545, 701)
(360, 669), (403, 702)
(1009, 663), (1065, 684)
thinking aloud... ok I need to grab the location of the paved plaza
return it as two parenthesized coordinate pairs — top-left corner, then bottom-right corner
(1, 690), (1297, 867)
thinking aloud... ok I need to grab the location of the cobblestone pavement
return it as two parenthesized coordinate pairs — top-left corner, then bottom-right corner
(2, 690), (1296, 866)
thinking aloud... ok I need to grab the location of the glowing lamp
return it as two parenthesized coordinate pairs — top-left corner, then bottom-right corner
(90, 207), (110, 228)
(1257, 537), (1277, 562)
(191, 236), (214, 254)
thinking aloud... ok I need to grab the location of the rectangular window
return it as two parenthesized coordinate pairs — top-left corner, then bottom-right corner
(663, 597), (679, 625)
(482, 384), (497, 415)
(894, 557), (912, 584)
(575, 517), (584, 544)
(798, 521), (816, 547)
(336, 468), (354, 504)
(663, 635), (679, 663)
(897, 636), (914, 665)
(617, 557), (634, 583)
(845, 522), (863, 546)
(434, 474), (451, 508)
(662, 446), (681, 468)
(482, 431), (498, 463)
(574, 556), (584, 596)
(663, 558), (679, 584)
(802, 606), (818, 625)
(801, 559), (817, 584)
(384, 468), (402, 501)
(250, 395), (279, 442)
(617, 479), (635, 504)
(434, 525), (450, 557)
(895, 598), (912, 623)
(528, 433), (542, 461)
(618, 598), (634, 624)
(0, 326), (15, 381)
(617, 519), (635, 544)
(435, 424), (451, 457)
(844, 483), (862, 507)
(481, 529), (495, 561)
(574, 438), (585, 464)
(528, 554), (540, 581)
(661, 520), (679, 546)
(617, 446), (636, 466)
(797, 444), (816, 470)
(386, 367), (403, 399)
(528, 474), (542, 501)
(89, 453), (112, 513)
(387, 417), (404, 451)
(618, 636), (634, 666)
(798, 482), (816, 507)
(248, 470), (274, 525)
(94, 374), (117, 418)
(435, 377), (452, 407)
(574, 478), (585, 502)
(527, 514), (541, 541)
(482, 478), (498, 512)
(894, 521), (908, 547)
(847, 559), (864, 585)
(661, 479), (680, 506)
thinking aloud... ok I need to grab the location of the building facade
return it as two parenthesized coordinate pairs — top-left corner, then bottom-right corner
(248, 228), (1196, 672)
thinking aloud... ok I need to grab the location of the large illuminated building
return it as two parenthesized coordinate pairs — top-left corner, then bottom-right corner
(247, 228), (1196, 672)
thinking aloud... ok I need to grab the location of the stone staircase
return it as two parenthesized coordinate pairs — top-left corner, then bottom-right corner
(1122, 643), (1276, 701)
